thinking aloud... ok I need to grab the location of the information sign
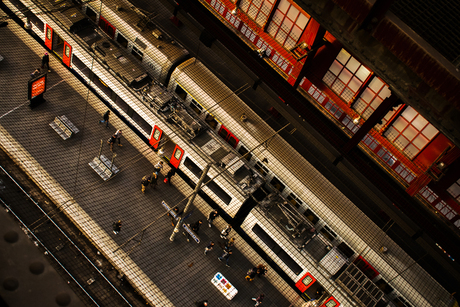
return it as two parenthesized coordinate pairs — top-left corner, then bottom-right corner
(211, 272), (238, 300)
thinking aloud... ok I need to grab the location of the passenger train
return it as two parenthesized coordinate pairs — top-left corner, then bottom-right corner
(2, 0), (455, 306)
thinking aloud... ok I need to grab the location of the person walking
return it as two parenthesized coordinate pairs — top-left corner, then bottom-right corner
(185, 219), (202, 242)
(256, 264), (268, 277)
(224, 237), (235, 249)
(141, 175), (151, 193)
(114, 129), (123, 147)
(207, 209), (219, 228)
(150, 173), (158, 189)
(252, 294), (264, 306)
(218, 248), (232, 267)
(168, 207), (179, 226)
(107, 133), (117, 151)
(204, 240), (214, 255)
(153, 161), (164, 175)
(245, 267), (258, 282)
(164, 168), (176, 185)
(112, 220), (122, 234)
(99, 110), (110, 128)
(41, 52), (50, 72)
(220, 224), (232, 240)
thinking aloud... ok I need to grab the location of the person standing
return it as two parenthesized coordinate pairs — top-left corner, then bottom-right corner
(207, 209), (219, 228)
(107, 133), (117, 151)
(141, 175), (151, 193)
(245, 267), (258, 282)
(112, 220), (122, 234)
(153, 161), (164, 175)
(150, 173), (158, 189)
(31, 68), (41, 78)
(204, 240), (214, 255)
(220, 224), (232, 240)
(41, 52), (50, 72)
(256, 264), (268, 277)
(252, 294), (264, 306)
(114, 129), (123, 147)
(185, 220), (202, 242)
(164, 168), (176, 185)
(224, 237), (235, 249)
(218, 248), (232, 267)
(99, 110), (110, 128)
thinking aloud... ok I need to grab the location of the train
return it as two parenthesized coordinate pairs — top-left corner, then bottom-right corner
(2, 0), (455, 306)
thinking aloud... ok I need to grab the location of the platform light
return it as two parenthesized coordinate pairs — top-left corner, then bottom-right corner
(353, 117), (360, 125)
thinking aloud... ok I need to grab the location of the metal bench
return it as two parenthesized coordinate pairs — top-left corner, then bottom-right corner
(89, 154), (119, 181)
(49, 115), (79, 140)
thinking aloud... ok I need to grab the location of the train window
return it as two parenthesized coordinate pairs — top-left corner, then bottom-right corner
(303, 209), (319, 224)
(320, 225), (337, 242)
(91, 72), (112, 97)
(337, 242), (355, 258)
(71, 55), (90, 78)
(205, 114), (218, 129)
(218, 127), (229, 139)
(270, 177), (285, 193)
(190, 99), (203, 115)
(116, 33), (129, 48)
(27, 13), (44, 32)
(255, 161), (269, 177)
(184, 157), (202, 178)
(131, 112), (152, 135)
(252, 224), (303, 275)
(131, 45), (143, 62)
(393, 297), (412, 307)
(287, 193), (302, 208)
(65, 45), (70, 57)
(46, 27), (52, 40)
(114, 95), (130, 114)
(238, 145), (252, 162)
(175, 85), (187, 100)
(86, 6), (97, 22)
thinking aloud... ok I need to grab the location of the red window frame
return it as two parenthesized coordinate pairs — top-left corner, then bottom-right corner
(266, 0), (310, 49)
(149, 125), (162, 149)
(99, 16), (116, 39)
(384, 106), (439, 159)
(62, 41), (72, 67)
(239, 0), (275, 26)
(352, 76), (391, 120)
(323, 49), (372, 103)
(218, 125), (239, 148)
(170, 145), (184, 169)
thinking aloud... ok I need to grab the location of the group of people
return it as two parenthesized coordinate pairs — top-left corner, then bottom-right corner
(141, 161), (177, 193)
(245, 264), (268, 281)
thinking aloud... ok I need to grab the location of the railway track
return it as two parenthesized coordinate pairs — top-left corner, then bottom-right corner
(0, 150), (146, 307)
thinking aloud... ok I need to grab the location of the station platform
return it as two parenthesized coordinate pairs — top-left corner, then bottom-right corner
(0, 13), (300, 307)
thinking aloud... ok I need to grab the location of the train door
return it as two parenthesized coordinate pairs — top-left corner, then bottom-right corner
(149, 125), (162, 149)
(44, 24), (53, 49)
(170, 145), (184, 169)
(218, 125), (239, 148)
(52, 32), (65, 58)
(62, 41), (72, 67)
(99, 16), (115, 39)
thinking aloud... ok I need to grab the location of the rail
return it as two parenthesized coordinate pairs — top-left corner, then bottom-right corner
(0, 166), (133, 307)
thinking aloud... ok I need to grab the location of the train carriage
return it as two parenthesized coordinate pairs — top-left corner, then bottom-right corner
(83, 0), (189, 84)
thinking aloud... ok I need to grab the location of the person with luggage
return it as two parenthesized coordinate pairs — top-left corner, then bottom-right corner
(164, 168), (176, 186)
(141, 175), (151, 193)
(245, 267), (258, 281)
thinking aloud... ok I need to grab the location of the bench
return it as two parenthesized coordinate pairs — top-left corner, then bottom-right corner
(49, 115), (79, 140)
(88, 154), (119, 181)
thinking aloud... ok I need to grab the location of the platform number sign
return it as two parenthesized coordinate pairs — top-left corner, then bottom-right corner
(28, 75), (46, 100)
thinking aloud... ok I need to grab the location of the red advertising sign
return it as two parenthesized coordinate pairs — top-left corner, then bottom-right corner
(29, 75), (47, 99)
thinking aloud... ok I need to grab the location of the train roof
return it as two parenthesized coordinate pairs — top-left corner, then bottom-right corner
(39, 0), (92, 33)
(170, 58), (453, 307)
(86, 0), (189, 72)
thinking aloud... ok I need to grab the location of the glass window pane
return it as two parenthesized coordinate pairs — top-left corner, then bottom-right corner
(348, 77), (362, 92)
(393, 117), (409, 132)
(370, 96), (383, 110)
(402, 106), (417, 122)
(353, 99), (366, 114)
(346, 57), (360, 73)
(287, 5), (299, 21)
(360, 88), (374, 103)
(412, 134), (429, 149)
(336, 49), (350, 65)
(329, 60), (343, 76)
(278, 0), (289, 13)
(281, 18), (293, 32)
(355, 65), (371, 81)
(331, 79), (345, 94)
(290, 25), (302, 41)
(338, 69), (352, 83)
(379, 85), (391, 99)
(422, 124), (439, 139)
(402, 125), (418, 141)
(369, 77), (384, 92)
(267, 22), (277, 36)
(395, 135), (410, 150)
(412, 115), (428, 131)
(272, 10), (284, 25)
(384, 126), (398, 142)
(447, 183), (460, 198)
(404, 144), (419, 159)
(296, 13), (309, 29)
